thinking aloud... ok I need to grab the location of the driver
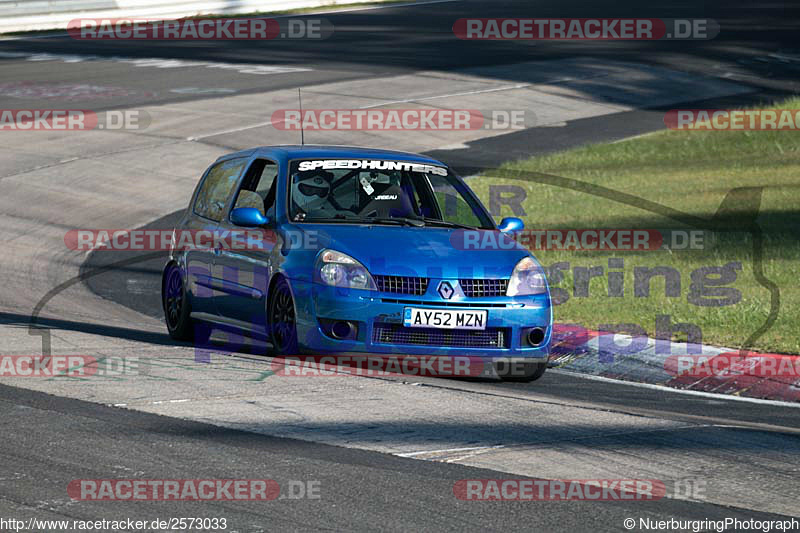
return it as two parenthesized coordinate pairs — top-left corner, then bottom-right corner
(291, 171), (334, 218)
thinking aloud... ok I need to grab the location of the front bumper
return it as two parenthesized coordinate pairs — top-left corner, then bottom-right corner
(289, 279), (552, 360)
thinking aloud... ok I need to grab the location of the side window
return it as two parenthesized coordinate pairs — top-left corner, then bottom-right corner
(426, 173), (486, 228)
(233, 159), (278, 217)
(194, 158), (247, 222)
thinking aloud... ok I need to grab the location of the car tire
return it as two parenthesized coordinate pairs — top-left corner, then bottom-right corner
(163, 264), (210, 344)
(495, 361), (547, 382)
(268, 277), (299, 355)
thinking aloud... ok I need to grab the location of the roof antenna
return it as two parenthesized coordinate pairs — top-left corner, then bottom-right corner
(298, 88), (305, 146)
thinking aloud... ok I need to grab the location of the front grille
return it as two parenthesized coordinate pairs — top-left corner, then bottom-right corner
(372, 323), (508, 349)
(381, 298), (507, 308)
(459, 278), (509, 298)
(374, 275), (429, 296)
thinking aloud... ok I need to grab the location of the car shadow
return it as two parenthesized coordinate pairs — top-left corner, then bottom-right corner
(1, 311), (178, 347)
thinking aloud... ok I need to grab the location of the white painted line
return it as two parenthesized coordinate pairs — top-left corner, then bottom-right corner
(550, 369), (800, 408)
(359, 83), (531, 109)
(187, 120), (281, 141)
(767, 52), (800, 63)
(150, 398), (192, 405)
(171, 87), (238, 95)
(0, 33), (68, 41)
(396, 444), (506, 457)
(189, 80), (531, 139)
(0, 51), (310, 76)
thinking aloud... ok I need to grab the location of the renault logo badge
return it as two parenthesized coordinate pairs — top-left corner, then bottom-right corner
(437, 281), (455, 299)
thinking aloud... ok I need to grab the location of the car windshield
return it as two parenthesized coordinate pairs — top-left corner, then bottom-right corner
(288, 159), (494, 229)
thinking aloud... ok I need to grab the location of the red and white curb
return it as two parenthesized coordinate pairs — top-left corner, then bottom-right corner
(549, 324), (800, 403)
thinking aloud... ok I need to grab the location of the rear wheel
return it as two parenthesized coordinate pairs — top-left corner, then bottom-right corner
(163, 264), (210, 344)
(269, 277), (298, 355)
(495, 361), (547, 382)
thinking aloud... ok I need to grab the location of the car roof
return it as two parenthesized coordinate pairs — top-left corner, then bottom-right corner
(218, 145), (447, 166)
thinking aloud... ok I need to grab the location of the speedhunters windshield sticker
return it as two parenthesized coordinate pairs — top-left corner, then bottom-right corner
(297, 159), (448, 176)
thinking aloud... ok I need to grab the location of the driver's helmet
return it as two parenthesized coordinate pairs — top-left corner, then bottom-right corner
(292, 172), (332, 215)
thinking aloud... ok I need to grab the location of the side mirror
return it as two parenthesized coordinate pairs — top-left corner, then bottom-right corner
(497, 217), (524, 233)
(230, 207), (268, 227)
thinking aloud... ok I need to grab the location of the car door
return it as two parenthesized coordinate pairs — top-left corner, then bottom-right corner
(184, 156), (249, 318)
(212, 157), (279, 331)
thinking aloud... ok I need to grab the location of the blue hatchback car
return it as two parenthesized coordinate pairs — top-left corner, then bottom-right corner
(162, 146), (552, 381)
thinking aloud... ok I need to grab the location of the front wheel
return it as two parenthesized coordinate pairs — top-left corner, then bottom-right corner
(495, 361), (547, 383)
(268, 277), (298, 355)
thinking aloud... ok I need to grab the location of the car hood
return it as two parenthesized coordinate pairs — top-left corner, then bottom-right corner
(297, 223), (532, 279)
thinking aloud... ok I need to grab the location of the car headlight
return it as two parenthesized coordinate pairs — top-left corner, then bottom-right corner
(506, 257), (547, 296)
(316, 249), (377, 290)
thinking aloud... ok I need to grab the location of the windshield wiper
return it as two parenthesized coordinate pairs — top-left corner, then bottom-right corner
(299, 214), (425, 227)
(370, 216), (425, 227)
(420, 217), (477, 230)
(297, 214), (359, 223)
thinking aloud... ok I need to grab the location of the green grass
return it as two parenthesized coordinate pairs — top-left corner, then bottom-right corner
(470, 97), (800, 354)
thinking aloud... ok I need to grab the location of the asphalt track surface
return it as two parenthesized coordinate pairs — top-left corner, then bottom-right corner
(0, 0), (798, 111)
(2, 0), (800, 531)
(4, 382), (799, 532)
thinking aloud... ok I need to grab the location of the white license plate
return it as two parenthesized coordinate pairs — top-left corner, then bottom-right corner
(403, 307), (487, 330)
